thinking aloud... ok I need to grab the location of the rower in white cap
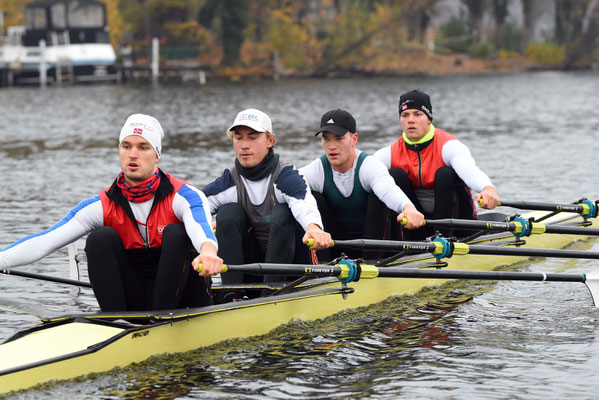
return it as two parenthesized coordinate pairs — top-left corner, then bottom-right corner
(203, 108), (331, 292)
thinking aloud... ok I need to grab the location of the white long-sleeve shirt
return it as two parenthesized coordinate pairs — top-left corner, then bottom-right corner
(373, 139), (493, 193)
(299, 149), (413, 213)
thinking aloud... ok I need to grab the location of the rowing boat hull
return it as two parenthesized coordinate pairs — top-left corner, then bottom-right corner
(0, 212), (597, 394)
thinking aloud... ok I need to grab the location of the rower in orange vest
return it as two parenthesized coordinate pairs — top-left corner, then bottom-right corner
(374, 89), (499, 239)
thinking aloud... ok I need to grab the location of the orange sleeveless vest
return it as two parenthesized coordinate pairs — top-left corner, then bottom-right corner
(389, 128), (456, 189)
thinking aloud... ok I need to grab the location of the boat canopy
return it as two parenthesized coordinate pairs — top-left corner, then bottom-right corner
(23, 0), (108, 46)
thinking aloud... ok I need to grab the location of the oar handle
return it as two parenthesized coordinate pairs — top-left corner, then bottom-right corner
(196, 263), (229, 274)
(478, 198), (501, 207)
(305, 238), (335, 248)
(400, 217), (426, 226)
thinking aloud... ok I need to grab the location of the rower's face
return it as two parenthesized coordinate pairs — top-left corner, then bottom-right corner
(400, 109), (431, 142)
(321, 131), (357, 173)
(233, 126), (274, 168)
(119, 135), (159, 185)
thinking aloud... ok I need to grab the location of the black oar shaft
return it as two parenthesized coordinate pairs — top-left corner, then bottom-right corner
(331, 239), (437, 252)
(426, 218), (599, 236)
(220, 262), (587, 284)
(328, 238), (599, 260)
(0, 268), (92, 288)
(543, 225), (599, 236)
(376, 268), (585, 283)
(426, 218), (516, 232)
(224, 263), (344, 277)
(499, 200), (583, 213)
(465, 245), (599, 260)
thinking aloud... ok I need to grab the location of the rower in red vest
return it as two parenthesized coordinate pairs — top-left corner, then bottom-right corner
(0, 114), (223, 311)
(373, 89), (499, 239)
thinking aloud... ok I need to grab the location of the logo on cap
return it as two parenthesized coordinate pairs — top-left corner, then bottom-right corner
(327, 118), (334, 123)
(133, 128), (143, 134)
(239, 114), (259, 122)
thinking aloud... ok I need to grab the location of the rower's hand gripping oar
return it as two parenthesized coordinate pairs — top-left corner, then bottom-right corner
(484, 198), (599, 220)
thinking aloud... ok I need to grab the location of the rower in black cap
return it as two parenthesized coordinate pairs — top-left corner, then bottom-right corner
(300, 108), (424, 260)
(373, 89), (500, 239)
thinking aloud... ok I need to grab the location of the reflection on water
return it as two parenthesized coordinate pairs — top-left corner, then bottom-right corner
(1, 72), (599, 399)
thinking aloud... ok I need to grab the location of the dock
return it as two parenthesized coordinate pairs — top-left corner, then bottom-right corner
(118, 60), (209, 85)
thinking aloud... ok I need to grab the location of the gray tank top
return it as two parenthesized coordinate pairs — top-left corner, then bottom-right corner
(230, 161), (287, 252)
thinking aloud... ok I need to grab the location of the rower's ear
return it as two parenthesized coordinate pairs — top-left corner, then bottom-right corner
(266, 131), (276, 148)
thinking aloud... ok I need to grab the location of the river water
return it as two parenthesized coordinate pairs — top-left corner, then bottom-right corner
(0, 71), (598, 399)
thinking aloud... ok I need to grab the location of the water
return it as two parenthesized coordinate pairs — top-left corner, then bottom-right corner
(1, 71), (599, 399)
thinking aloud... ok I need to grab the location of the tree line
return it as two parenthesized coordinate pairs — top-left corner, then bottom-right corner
(1, 0), (598, 76)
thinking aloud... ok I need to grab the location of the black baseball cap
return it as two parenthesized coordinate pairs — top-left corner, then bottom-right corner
(315, 109), (356, 137)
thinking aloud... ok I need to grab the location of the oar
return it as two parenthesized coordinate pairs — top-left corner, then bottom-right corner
(308, 237), (599, 260)
(0, 297), (53, 320)
(198, 262), (599, 306)
(487, 199), (598, 219)
(422, 218), (599, 237)
(0, 268), (92, 288)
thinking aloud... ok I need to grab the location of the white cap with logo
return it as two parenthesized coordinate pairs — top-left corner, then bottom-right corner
(227, 108), (272, 134)
(119, 113), (164, 158)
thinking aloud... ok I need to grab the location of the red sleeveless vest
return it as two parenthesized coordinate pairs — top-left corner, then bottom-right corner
(99, 173), (186, 249)
(390, 128), (456, 189)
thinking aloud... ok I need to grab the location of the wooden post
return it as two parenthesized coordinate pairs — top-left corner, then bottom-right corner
(39, 39), (47, 88)
(151, 37), (159, 84)
(199, 69), (206, 85)
(56, 61), (62, 85)
(273, 49), (280, 80)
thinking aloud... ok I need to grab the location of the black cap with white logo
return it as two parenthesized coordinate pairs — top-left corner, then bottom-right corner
(315, 109), (356, 137)
(398, 89), (433, 122)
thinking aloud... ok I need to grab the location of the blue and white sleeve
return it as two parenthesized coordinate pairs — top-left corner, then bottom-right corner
(174, 184), (218, 252)
(0, 196), (104, 268)
(298, 158), (325, 194)
(274, 165), (324, 231)
(202, 169), (238, 215)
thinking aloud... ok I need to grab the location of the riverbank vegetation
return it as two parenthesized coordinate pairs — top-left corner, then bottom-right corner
(1, 0), (598, 79)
